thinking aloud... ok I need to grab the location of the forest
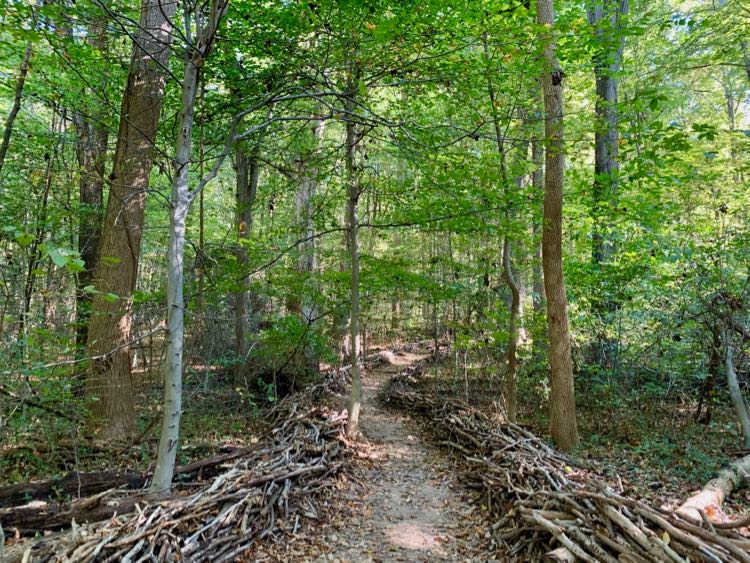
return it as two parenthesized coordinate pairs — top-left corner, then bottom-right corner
(0, 0), (749, 560)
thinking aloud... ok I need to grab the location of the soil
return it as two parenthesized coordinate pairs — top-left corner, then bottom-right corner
(254, 349), (494, 562)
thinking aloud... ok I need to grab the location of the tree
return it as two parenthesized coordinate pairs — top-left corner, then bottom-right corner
(537, 0), (580, 452)
(345, 72), (364, 441)
(72, 16), (109, 361)
(151, 0), (228, 494)
(587, 0), (628, 371)
(587, 0), (628, 265)
(233, 145), (260, 383)
(85, 0), (176, 441)
(294, 112), (326, 379)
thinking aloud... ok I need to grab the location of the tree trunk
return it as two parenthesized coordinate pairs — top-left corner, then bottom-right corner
(588, 0), (627, 265)
(344, 80), (363, 440)
(531, 133), (547, 362)
(18, 110), (59, 362)
(296, 113), (325, 379)
(0, 42), (32, 181)
(502, 236), (521, 423)
(85, 0), (175, 441)
(588, 0), (627, 371)
(537, 0), (580, 452)
(151, 2), (226, 493)
(483, 33), (523, 423)
(233, 146), (260, 383)
(73, 18), (109, 361)
(722, 326), (750, 449)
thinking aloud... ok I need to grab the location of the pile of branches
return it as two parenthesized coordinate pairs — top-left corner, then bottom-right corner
(17, 408), (344, 562)
(382, 371), (750, 562)
(14, 410), (346, 561)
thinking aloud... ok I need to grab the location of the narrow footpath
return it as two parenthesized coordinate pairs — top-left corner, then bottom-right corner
(260, 347), (492, 562)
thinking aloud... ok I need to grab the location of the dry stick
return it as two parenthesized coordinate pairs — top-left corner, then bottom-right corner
(528, 511), (596, 563)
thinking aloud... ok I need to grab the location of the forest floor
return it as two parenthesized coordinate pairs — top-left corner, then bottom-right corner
(251, 347), (494, 562)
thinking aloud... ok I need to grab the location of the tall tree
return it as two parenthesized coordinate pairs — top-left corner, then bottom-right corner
(73, 17), (109, 358)
(345, 73), (364, 441)
(85, 0), (175, 441)
(151, 0), (228, 493)
(537, 0), (580, 452)
(483, 33), (522, 423)
(295, 112), (325, 378)
(233, 145), (260, 383)
(587, 0), (627, 265)
(588, 0), (628, 370)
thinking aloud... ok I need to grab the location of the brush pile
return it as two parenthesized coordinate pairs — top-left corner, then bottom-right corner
(381, 368), (750, 562)
(12, 372), (353, 562)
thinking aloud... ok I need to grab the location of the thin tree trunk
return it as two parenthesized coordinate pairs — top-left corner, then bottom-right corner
(588, 0), (627, 265)
(531, 133), (547, 362)
(483, 34), (522, 423)
(588, 0), (627, 371)
(502, 236), (521, 422)
(151, 55), (196, 493)
(233, 146), (259, 383)
(296, 112), (325, 378)
(151, 1), (227, 493)
(0, 42), (32, 181)
(344, 78), (363, 440)
(722, 326), (750, 449)
(18, 113), (57, 362)
(537, 0), (580, 452)
(86, 0), (175, 441)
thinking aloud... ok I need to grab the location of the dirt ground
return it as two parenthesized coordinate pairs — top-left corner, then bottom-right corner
(254, 349), (495, 562)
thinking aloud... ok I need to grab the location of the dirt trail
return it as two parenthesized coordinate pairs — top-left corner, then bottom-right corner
(311, 349), (489, 562)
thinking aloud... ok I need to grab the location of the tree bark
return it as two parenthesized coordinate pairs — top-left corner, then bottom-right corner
(151, 1), (227, 493)
(85, 0), (175, 441)
(344, 79), (363, 440)
(295, 112), (326, 379)
(233, 146), (260, 383)
(722, 326), (750, 449)
(537, 0), (580, 452)
(0, 42), (32, 181)
(73, 18), (109, 360)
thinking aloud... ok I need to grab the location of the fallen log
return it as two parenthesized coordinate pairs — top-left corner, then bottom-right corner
(0, 493), (149, 534)
(381, 365), (750, 562)
(0, 445), (254, 511)
(676, 452), (750, 522)
(0, 471), (146, 509)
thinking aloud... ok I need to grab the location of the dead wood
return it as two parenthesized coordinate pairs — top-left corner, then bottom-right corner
(0, 471), (146, 509)
(381, 363), (750, 562)
(0, 446), (254, 511)
(676, 453), (750, 522)
(7, 356), (354, 562)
